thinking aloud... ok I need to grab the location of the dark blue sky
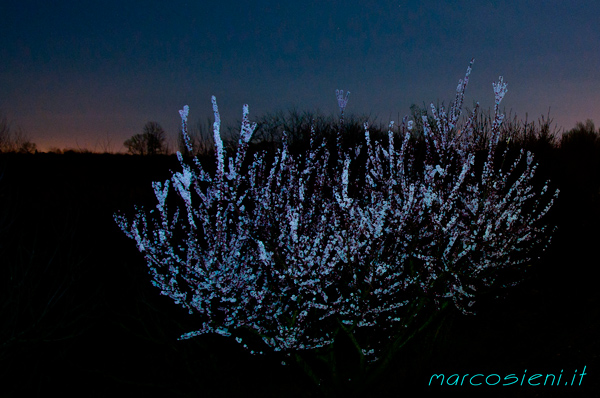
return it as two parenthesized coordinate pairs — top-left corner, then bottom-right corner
(2, 1), (599, 152)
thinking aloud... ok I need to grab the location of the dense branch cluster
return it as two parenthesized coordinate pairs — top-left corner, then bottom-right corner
(115, 60), (558, 363)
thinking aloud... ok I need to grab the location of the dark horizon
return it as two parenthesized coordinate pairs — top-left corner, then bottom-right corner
(2, 1), (600, 153)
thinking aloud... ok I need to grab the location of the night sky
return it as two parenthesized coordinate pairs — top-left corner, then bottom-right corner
(2, 1), (600, 153)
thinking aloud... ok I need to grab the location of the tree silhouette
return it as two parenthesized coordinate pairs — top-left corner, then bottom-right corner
(124, 121), (168, 155)
(561, 119), (599, 149)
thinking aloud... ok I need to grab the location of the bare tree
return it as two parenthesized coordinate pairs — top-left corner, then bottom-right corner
(0, 114), (37, 153)
(124, 134), (147, 155)
(143, 121), (167, 155)
(124, 121), (168, 155)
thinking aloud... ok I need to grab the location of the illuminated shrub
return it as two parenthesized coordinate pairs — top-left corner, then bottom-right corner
(114, 60), (558, 388)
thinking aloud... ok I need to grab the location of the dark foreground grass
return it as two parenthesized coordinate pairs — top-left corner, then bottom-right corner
(0, 151), (598, 397)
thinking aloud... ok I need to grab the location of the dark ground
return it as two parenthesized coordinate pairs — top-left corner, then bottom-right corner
(0, 148), (598, 397)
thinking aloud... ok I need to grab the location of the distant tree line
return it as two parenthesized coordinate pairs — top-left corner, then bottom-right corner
(166, 104), (598, 159)
(4, 107), (600, 157)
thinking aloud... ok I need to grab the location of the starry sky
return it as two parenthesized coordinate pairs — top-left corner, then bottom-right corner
(2, 0), (600, 153)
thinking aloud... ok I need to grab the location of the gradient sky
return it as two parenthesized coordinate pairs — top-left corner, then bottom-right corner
(2, 0), (600, 153)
